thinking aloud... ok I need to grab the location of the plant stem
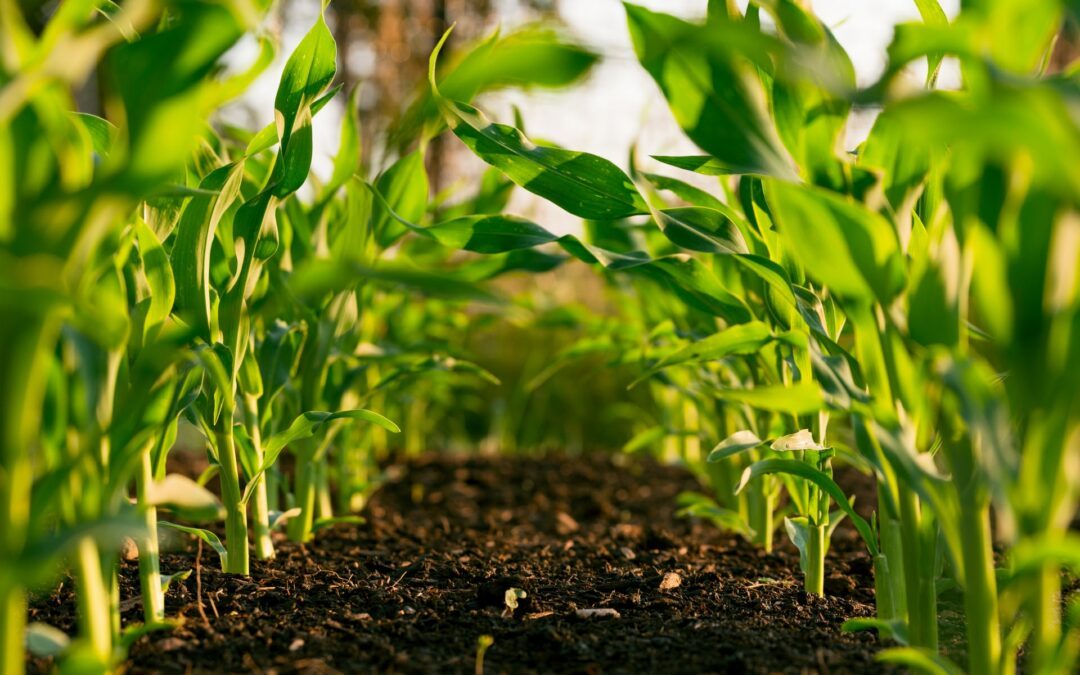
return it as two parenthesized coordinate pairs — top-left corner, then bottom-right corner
(877, 486), (908, 621)
(287, 451), (317, 543)
(135, 448), (164, 623)
(899, 488), (937, 649)
(959, 502), (1000, 675)
(747, 482), (775, 552)
(1029, 560), (1061, 673)
(0, 577), (26, 675)
(75, 537), (113, 665)
(244, 395), (274, 561)
(215, 407), (249, 575)
(807, 522), (827, 596)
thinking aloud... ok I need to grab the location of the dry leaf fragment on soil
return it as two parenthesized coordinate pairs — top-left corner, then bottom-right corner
(660, 572), (683, 590)
(575, 608), (621, 619)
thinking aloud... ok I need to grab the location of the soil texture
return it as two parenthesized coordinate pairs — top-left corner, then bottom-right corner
(28, 454), (894, 674)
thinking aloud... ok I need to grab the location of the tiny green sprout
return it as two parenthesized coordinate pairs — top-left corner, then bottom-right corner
(475, 634), (494, 675)
(503, 588), (526, 616)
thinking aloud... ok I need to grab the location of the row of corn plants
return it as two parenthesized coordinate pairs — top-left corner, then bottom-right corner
(0, 0), (605, 671)
(413, 1), (1080, 673)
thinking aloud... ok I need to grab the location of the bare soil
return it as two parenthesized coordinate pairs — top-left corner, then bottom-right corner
(28, 454), (894, 674)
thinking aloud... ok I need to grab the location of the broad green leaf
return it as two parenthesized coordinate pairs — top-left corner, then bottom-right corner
(630, 321), (776, 387)
(707, 430), (764, 462)
(391, 25), (599, 148)
(70, 112), (115, 157)
(274, 9), (337, 149)
(653, 155), (733, 176)
(437, 101), (648, 220)
(373, 151), (430, 247)
(135, 218), (175, 338)
(653, 207), (750, 255)
(877, 648), (964, 675)
(625, 4), (793, 178)
(766, 180), (904, 302)
(431, 29), (647, 220)
(912, 0), (949, 84)
(714, 380), (824, 415)
(170, 163), (246, 342)
(146, 474), (224, 522)
(422, 214), (558, 253)
(735, 458), (878, 554)
(842, 618), (910, 644)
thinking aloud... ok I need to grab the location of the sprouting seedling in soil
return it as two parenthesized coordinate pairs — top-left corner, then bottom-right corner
(726, 428), (877, 597)
(503, 588), (527, 617)
(475, 634), (494, 675)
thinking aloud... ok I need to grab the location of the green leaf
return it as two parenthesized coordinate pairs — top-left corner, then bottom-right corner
(372, 151), (430, 247)
(707, 430), (764, 462)
(438, 101), (648, 220)
(312, 515), (366, 532)
(159, 522), (228, 570)
(392, 25), (598, 148)
(147, 474), (224, 522)
(735, 458), (878, 555)
(275, 9), (337, 150)
(676, 492), (755, 537)
(784, 515), (813, 575)
(653, 207), (750, 255)
(240, 409), (400, 505)
(431, 30), (646, 220)
(160, 569), (192, 594)
(170, 163), (246, 342)
(268, 508), (303, 531)
(877, 647), (964, 675)
(631, 321), (776, 387)
(842, 617), (909, 644)
(714, 380), (824, 415)
(423, 214), (558, 253)
(765, 180), (904, 303)
(625, 4), (793, 178)
(653, 155), (734, 176)
(70, 112), (115, 157)
(135, 218), (175, 338)
(911, 0), (949, 84)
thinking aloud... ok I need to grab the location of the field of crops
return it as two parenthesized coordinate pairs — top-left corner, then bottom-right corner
(2, 0), (1079, 673)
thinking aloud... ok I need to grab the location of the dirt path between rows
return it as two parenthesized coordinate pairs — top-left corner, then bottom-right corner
(29, 454), (895, 674)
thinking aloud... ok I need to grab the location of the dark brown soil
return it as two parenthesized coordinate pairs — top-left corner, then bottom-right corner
(28, 454), (894, 674)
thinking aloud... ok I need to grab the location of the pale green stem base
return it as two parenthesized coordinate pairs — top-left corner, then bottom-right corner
(75, 537), (113, 665)
(959, 504), (1000, 675)
(0, 579), (26, 675)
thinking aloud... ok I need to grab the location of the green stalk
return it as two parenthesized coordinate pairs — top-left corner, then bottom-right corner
(244, 395), (274, 561)
(0, 578), (25, 675)
(958, 502), (1000, 675)
(315, 458), (333, 521)
(873, 552), (897, 621)
(74, 537), (113, 664)
(747, 482), (775, 552)
(135, 448), (164, 623)
(899, 488), (937, 649)
(215, 407), (249, 575)
(287, 450), (317, 543)
(1029, 563), (1061, 673)
(807, 523), (827, 596)
(877, 488), (908, 620)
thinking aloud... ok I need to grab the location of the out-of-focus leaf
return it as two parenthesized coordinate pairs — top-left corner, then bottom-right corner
(625, 4), (793, 178)
(766, 180), (904, 303)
